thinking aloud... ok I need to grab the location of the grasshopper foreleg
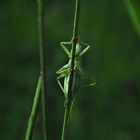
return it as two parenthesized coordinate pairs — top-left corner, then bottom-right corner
(79, 41), (90, 56)
(60, 42), (72, 58)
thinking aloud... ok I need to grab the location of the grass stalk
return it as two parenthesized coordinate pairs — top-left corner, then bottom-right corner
(61, 0), (81, 139)
(25, 77), (42, 140)
(124, 0), (140, 37)
(37, 0), (49, 139)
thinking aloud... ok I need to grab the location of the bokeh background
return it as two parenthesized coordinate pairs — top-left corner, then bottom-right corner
(0, 0), (140, 140)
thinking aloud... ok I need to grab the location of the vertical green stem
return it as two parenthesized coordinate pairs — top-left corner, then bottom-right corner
(37, 0), (49, 139)
(124, 0), (140, 38)
(25, 77), (42, 140)
(61, 106), (68, 140)
(61, 0), (81, 140)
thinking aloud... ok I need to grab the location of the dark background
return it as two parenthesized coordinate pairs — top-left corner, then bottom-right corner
(0, 0), (140, 140)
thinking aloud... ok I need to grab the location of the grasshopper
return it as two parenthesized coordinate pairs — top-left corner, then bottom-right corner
(56, 39), (96, 105)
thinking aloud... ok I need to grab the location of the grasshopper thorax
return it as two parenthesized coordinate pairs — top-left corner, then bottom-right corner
(70, 43), (82, 57)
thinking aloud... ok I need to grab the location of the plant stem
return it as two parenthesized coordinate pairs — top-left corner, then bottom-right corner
(61, 0), (81, 139)
(25, 77), (42, 140)
(61, 105), (68, 140)
(124, 0), (140, 38)
(37, 0), (48, 139)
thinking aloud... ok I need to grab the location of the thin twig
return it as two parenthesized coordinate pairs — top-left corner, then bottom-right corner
(25, 77), (42, 140)
(61, 0), (81, 139)
(37, 0), (49, 139)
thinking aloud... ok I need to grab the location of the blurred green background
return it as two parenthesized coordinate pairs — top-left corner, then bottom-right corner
(0, 0), (140, 140)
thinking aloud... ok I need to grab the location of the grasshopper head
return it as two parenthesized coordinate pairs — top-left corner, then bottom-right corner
(75, 43), (82, 56)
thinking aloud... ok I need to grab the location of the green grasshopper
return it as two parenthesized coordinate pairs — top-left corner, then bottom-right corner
(56, 39), (96, 105)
